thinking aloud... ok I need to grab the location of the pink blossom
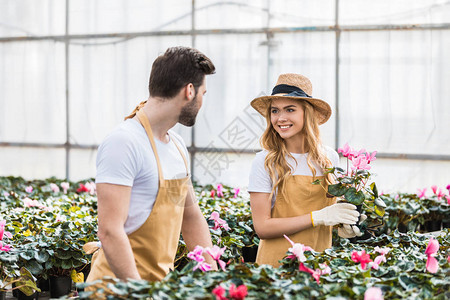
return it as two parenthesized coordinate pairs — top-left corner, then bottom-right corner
(446, 196), (450, 205)
(351, 155), (371, 171)
(85, 182), (96, 195)
(446, 184), (450, 191)
(209, 211), (230, 231)
(374, 246), (390, 256)
(436, 188), (445, 201)
(194, 261), (212, 272)
(0, 241), (11, 252)
(298, 263), (322, 284)
(217, 184), (224, 198)
(284, 234), (313, 262)
(364, 287), (383, 300)
(210, 189), (216, 198)
(338, 143), (352, 158)
(0, 220), (13, 240)
(3, 191), (9, 197)
(61, 182), (70, 194)
(25, 186), (33, 193)
(319, 262), (331, 275)
(365, 151), (377, 163)
(417, 188), (427, 199)
(351, 250), (373, 270)
(212, 285), (227, 300)
(229, 284), (248, 300)
(50, 183), (60, 193)
(233, 188), (240, 198)
(431, 185), (438, 194)
(447, 255), (450, 263)
(187, 245), (205, 263)
(371, 255), (387, 270)
(425, 237), (439, 273)
(349, 148), (366, 160)
(206, 245), (227, 271)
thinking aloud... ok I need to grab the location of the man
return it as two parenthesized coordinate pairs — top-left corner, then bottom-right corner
(86, 46), (217, 283)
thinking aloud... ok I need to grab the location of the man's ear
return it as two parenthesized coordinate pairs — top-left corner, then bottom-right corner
(184, 83), (195, 101)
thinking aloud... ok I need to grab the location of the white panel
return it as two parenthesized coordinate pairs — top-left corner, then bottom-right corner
(0, 0), (65, 37)
(340, 0), (450, 25)
(340, 30), (450, 154)
(193, 152), (256, 188)
(69, 0), (191, 34)
(194, 34), (268, 149)
(195, 0), (268, 29)
(0, 147), (65, 179)
(69, 149), (97, 181)
(69, 36), (191, 145)
(0, 41), (66, 143)
(270, 0), (335, 27)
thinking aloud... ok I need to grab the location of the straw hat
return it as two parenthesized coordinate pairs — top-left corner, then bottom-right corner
(251, 73), (332, 125)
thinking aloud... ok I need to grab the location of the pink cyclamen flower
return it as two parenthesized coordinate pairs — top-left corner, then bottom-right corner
(319, 263), (331, 275)
(351, 154), (371, 171)
(436, 188), (445, 201)
(61, 182), (70, 194)
(216, 184), (224, 197)
(371, 255), (387, 270)
(194, 261), (212, 272)
(365, 151), (377, 163)
(337, 143), (352, 158)
(212, 285), (227, 300)
(417, 188), (427, 199)
(84, 181), (96, 195)
(364, 287), (383, 300)
(425, 237), (439, 273)
(50, 183), (60, 193)
(431, 185), (438, 194)
(284, 234), (313, 262)
(233, 188), (240, 198)
(446, 184), (450, 191)
(0, 241), (11, 252)
(210, 189), (216, 198)
(351, 250), (373, 270)
(206, 245), (227, 271)
(374, 246), (390, 256)
(187, 245), (205, 263)
(209, 212), (230, 231)
(25, 186), (33, 193)
(349, 148), (366, 160)
(299, 263), (322, 284)
(446, 196), (450, 205)
(0, 220), (13, 240)
(229, 284), (248, 300)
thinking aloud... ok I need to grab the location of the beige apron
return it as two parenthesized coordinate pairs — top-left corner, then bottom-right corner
(256, 175), (335, 267)
(86, 109), (189, 283)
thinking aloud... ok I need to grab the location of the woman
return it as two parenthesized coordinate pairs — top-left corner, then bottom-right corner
(248, 73), (360, 267)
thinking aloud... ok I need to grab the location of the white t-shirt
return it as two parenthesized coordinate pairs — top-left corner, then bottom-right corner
(96, 119), (189, 234)
(248, 146), (339, 207)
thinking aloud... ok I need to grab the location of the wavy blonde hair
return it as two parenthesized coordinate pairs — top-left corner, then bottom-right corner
(260, 100), (332, 200)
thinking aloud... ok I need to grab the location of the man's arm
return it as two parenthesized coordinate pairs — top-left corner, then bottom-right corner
(181, 182), (217, 269)
(96, 183), (141, 280)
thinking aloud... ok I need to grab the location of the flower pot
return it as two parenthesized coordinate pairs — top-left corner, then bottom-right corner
(0, 291), (5, 300)
(12, 283), (38, 300)
(37, 278), (50, 292)
(424, 220), (442, 232)
(242, 246), (258, 263)
(49, 276), (72, 298)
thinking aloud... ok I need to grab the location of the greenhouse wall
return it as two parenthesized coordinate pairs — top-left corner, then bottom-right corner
(1, 0), (449, 193)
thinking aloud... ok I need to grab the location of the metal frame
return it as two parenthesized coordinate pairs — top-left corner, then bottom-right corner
(1, 1), (450, 179)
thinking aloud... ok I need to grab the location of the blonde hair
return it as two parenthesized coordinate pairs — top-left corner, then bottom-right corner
(260, 100), (332, 200)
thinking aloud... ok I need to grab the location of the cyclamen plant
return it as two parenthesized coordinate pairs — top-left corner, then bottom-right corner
(316, 143), (386, 236)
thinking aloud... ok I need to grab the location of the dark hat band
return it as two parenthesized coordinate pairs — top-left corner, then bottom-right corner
(271, 84), (311, 98)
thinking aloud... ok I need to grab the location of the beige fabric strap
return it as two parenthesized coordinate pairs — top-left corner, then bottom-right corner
(124, 100), (147, 120)
(169, 133), (189, 176)
(136, 109), (165, 186)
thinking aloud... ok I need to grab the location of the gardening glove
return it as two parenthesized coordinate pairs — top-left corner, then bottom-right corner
(338, 214), (368, 238)
(311, 203), (359, 227)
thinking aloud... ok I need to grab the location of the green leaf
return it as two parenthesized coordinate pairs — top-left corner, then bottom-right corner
(370, 182), (379, 198)
(344, 188), (365, 205)
(34, 251), (49, 264)
(341, 177), (354, 184)
(374, 197), (386, 208)
(374, 206), (385, 217)
(311, 179), (321, 185)
(328, 184), (347, 197)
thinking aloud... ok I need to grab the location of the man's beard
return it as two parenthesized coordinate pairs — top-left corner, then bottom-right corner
(178, 94), (199, 127)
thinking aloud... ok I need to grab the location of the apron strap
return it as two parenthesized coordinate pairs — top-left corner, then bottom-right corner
(136, 110), (165, 187)
(168, 133), (189, 177)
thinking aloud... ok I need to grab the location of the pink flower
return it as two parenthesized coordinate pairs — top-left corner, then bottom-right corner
(55, 215), (66, 222)
(0, 241), (11, 252)
(351, 250), (373, 270)
(349, 148), (366, 160)
(446, 184), (450, 191)
(217, 184), (224, 198)
(212, 286), (227, 300)
(233, 188), (240, 198)
(417, 188), (427, 199)
(284, 235), (313, 262)
(298, 263), (322, 284)
(61, 182), (70, 194)
(446, 196), (450, 205)
(194, 261), (212, 272)
(229, 284), (248, 300)
(210, 189), (216, 198)
(365, 151), (377, 163)
(338, 143), (353, 158)
(187, 245), (205, 263)
(319, 263), (331, 275)
(374, 246), (390, 256)
(371, 255), (387, 270)
(49, 183), (60, 193)
(0, 220), (13, 240)
(425, 237), (439, 273)
(25, 186), (33, 193)
(76, 183), (89, 193)
(3, 191), (9, 197)
(436, 188), (445, 201)
(85, 182), (96, 195)
(206, 245), (227, 271)
(351, 155), (371, 171)
(209, 212), (230, 231)
(431, 185), (438, 194)
(364, 287), (383, 300)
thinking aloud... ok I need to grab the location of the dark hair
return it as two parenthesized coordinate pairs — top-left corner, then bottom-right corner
(149, 46), (215, 98)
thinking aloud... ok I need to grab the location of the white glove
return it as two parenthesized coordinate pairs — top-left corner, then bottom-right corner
(311, 203), (359, 227)
(338, 214), (368, 238)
